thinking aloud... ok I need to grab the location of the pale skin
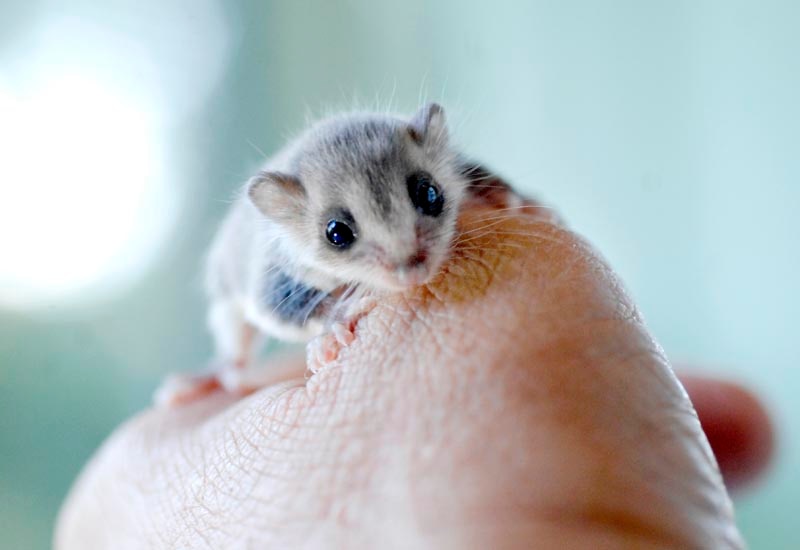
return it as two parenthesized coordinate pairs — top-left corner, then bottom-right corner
(55, 203), (772, 549)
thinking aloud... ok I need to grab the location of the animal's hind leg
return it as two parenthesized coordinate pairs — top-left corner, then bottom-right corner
(208, 300), (279, 395)
(154, 301), (261, 407)
(208, 300), (259, 369)
(216, 322), (269, 394)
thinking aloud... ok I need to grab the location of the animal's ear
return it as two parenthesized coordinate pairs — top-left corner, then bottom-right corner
(407, 103), (448, 147)
(247, 171), (307, 221)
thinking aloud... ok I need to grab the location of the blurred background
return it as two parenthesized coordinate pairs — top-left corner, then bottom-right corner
(0, 1), (797, 547)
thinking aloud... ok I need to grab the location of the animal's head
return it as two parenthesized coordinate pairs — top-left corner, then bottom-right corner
(248, 103), (465, 290)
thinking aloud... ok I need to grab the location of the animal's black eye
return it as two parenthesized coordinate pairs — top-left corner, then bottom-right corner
(325, 218), (356, 249)
(407, 171), (444, 217)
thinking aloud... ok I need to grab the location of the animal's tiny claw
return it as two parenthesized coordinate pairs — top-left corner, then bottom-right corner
(306, 333), (341, 376)
(331, 322), (355, 346)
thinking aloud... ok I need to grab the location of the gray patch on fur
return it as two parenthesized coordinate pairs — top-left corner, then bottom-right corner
(315, 118), (404, 217)
(283, 114), (426, 236)
(264, 270), (329, 326)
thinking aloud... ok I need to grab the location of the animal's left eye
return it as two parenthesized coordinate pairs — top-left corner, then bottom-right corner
(325, 218), (357, 249)
(407, 171), (444, 217)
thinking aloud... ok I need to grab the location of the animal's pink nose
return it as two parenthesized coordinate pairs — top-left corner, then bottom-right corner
(405, 249), (428, 269)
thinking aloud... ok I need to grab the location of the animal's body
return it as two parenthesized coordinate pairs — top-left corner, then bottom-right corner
(156, 104), (525, 405)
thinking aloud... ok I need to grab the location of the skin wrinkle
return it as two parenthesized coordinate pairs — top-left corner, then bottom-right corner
(170, 432), (248, 547)
(55, 204), (746, 549)
(307, 292), (465, 539)
(295, 370), (389, 524)
(406, 263), (527, 502)
(524, 332), (698, 489)
(534, 504), (689, 549)
(459, 404), (693, 549)
(188, 389), (324, 547)
(135, 417), (203, 540)
(575, 346), (735, 549)
(399, 212), (735, 544)
(225, 413), (324, 544)
(386, 295), (457, 366)
(477, 411), (684, 548)
(138, 431), (190, 547)
(406, 245), (536, 512)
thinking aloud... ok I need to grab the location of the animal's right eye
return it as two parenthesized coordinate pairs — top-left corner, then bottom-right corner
(325, 218), (356, 249)
(407, 171), (444, 217)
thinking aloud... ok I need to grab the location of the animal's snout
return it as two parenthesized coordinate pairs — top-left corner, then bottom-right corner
(405, 249), (428, 269)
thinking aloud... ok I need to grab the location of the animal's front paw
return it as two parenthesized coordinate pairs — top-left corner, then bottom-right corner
(305, 298), (378, 377)
(306, 333), (341, 375)
(331, 321), (355, 346)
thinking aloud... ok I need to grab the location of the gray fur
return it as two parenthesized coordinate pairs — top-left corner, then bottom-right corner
(263, 270), (330, 326)
(205, 103), (467, 365)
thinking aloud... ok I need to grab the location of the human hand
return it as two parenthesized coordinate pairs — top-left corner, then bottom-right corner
(55, 204), (771, 549)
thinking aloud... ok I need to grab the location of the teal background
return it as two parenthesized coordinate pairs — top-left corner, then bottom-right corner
(1, 1), (797, 548)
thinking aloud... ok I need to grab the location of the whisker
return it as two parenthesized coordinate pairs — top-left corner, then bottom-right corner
(327, 283), (359, 321)
(269, 283), (313, 319)
(463, 213), (528, 226)
(457, 217), (523, 238)
(457, 227), (555, 243)
(455, 226), (562, 247)
(301, 287), (333, 326)
(246, 139), (270, 161)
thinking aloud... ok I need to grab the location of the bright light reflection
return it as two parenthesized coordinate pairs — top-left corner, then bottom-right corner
(0, 73), (174, 309)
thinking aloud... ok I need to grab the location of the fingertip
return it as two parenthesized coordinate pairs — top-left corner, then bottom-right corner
(680, 376), (775, 491)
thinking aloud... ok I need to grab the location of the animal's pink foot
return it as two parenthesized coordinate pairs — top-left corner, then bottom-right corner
(305, 297), (378, 376)
(154, 362), (257, 407)
(306, 333), (342, 375)
(331, 321), (355, 346)
(153, 370), (223, 407)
